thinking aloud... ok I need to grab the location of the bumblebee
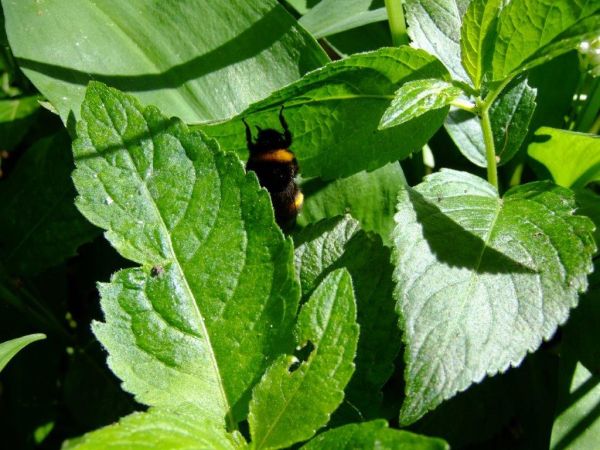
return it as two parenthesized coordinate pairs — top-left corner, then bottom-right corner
(244, 107), (303, 230)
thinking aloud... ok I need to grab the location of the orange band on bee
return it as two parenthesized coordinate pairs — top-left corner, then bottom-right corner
(255, 149), (295, 163)
(294, 191), (304, 210)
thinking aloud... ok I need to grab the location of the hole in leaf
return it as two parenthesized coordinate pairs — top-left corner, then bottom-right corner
(288, 340), (315, 373)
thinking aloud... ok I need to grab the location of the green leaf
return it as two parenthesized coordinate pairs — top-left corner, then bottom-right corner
(404, 0), (470, 83)
(0, 132), (99, 275)
(445, 77), (536, 167)
(297, 162), (407, 244)
(201, 47), (449, 180)
(0, 95), (40, 151)
(575, 189), (600, 249)
(491, 0), (600, 81)
(1, 0), (328, 123)
(550, 356), (600, 450)
(299, 0), (387, 38)
(460, 0), (503, 89)
(294, 216), (400, 419)
(248, 269), (358, 449)
(392, 169), (596, 424)
(301, 420), (449, 450)
(72, 82), (300, 424)
(379, 79), (463, 129)
(528, 127), (600, 189)
(0, 333), (45, 373)
(62, 405), (238, 450)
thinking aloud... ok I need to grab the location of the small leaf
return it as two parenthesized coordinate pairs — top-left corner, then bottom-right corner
(201, 47), (449, 180)
(2, 0), (328, 122)
(248, 269), (358, 449)
(379, 79), (463, 129)
(61, 405), (238, 450)
(0, 132), (99, 275)
(295, 216), (401, 419)
(297, 162), (407, 244)
(301, 420), (449, 450)
(299, 0), (387, 38)
(0, 333), (45, 373)
(73, 82), (300, 424)
(445, 77), (536, 167)
(460, 0), (503, 88)
(404, 0), (471, 83)
(392, 169), (596, 424)
(491, 0), (600, 81)
(528, 127), (600, 189)
(550, 357), (600, 450)
(0, 95), (40, 151)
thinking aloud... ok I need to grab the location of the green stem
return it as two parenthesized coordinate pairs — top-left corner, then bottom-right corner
(590, 114), (600, 135)
(481, 106), (498, 190)
(385, 0), (408, 46)
(450, 98), (477, 113)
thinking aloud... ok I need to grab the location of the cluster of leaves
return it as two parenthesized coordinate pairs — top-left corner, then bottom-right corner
(0, 0), (599, 449)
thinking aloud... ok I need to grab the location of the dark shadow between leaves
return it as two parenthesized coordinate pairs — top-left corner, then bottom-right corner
(407, 189), (535, 274)
(16, 6), (295, 93)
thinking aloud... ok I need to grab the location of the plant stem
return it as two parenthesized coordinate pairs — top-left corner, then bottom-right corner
(385, 0), (408, 46)
(481, 106), (498, 190)
(451, 98), (477, 113)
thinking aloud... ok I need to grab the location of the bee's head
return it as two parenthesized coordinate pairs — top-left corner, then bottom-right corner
(253, 127), (288, 151)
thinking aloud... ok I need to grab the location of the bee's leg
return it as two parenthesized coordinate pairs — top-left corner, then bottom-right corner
(279, 105), (292, 147)
(243, 118), (255, 151)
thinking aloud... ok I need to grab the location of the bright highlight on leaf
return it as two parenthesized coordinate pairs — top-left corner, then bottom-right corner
(248, 269), (358, 449)
(392, 170), (596, 425)
(72, 82), (300, 425)
(379, 78), (462, 129)
(528, 127), (600, 189)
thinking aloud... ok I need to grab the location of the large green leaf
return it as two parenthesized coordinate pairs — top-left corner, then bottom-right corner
(201, 47), (449, 180)
(299, 0), (387, 38)
(0, 333), (45, 373)
(0, 132), (99, 275)
(460, 0), (503, 89)
(294, 217), (400, 420)
(528, 127), (600, 189)
(404, 0), (470, 83)
(491, 0), (600, 81)
(297, 162), (406, 243)
(1, 0), (328, 123)
(445, 77), (536, 167)
(392, 169), (595, 424)
(550, 356), (600, 450)
(62, 405), (239, 450)
(379, 79), (463, 129)
(248, 269), (358, 449)
(301, 420), (449, 450)
(72, 82), (300, 424)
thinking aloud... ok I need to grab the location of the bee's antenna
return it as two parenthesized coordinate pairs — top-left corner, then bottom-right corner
(242, 118), (254, 149)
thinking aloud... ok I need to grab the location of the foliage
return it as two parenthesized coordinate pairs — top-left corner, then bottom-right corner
(0, 0), (599, 449)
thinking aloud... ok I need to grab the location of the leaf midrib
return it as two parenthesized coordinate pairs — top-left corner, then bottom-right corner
(99, 98), (232, 423)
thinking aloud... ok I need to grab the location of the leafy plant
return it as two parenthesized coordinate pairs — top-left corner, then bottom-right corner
(0, 0), (599, 449)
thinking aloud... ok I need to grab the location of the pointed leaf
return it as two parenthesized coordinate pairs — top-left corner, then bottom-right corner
(0, 133), (99, 275)
(392, 169), (596, 424)
(379, 79), (463, 129)
(2, 0), (328, 122)
(61, 405), (238, 450)
(528, 127), (600, 189)
(460, 0), (503, 88)
(248, 269), (358, 449)
(491, 0), (600, 81)
(297, 163), (407, 244)
(301, 420), (449, 450)
(0, 333), (45, 373)
(404, 0), (471, 83)
(201, 47), (449, 180)
(72, 82), (300, 423)
(295, 216), (401, 419)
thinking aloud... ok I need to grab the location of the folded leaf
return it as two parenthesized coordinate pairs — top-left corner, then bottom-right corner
(392, 169), (596, 424)
(0, 333), (45, 373)
(72, 82), (300, 424)
(248, 269), (358, 449)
